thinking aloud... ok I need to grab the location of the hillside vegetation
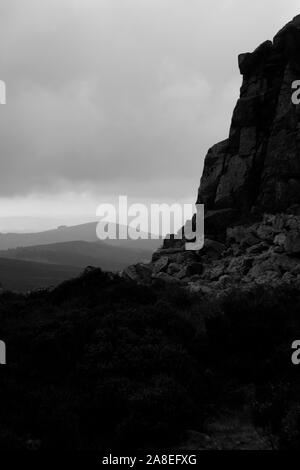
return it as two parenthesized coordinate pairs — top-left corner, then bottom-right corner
(0, 268), (299, 449)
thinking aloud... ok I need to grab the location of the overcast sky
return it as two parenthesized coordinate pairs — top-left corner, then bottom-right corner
(0, 0), (299, 230)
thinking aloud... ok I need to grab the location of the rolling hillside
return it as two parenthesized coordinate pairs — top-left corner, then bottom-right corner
(0, 240), (153, 271)
(0, 257), (80, 292)
(0, 222), (162, 292)
(0, 222), (162, 253)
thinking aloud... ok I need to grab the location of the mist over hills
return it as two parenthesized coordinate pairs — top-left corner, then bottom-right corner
(0, 222), (100, 250)
(0, 221), (159, 249)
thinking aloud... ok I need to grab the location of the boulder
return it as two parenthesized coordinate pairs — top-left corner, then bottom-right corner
(227, 256), (253, 277)
(188, 283), (212, 295)
(152, 272), (181, 285)
(248, 257), (281, 279)
(167, 263), (181, 275)
(254, 270), (281, 285)
(202, 239), (226, 258)
(247, 242), (269, 255)
(282, 272), (295, 283)
(185, 262), (203, 276)
(274, 233), (287, 246)
(215, 275), (233, 289)
(206, 263), (225, 281)
(227, 225), (248, 244)
(152, 247), (184, 262)
(256, 224), (276, 242)
(240, 233), (261, 248)
(152, 256), (169, 274)
(123, 264), (152, 283)
(284, 231), (300, 255)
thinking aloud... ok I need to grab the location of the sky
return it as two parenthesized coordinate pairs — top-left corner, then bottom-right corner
(0, 0), (299, 231)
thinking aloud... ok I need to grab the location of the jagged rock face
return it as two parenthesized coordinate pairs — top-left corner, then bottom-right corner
(198, 15), (300, 223)
(123, 17), (300, 293)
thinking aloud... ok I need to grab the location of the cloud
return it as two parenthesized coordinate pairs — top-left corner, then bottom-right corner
(0, 0), (299, 211)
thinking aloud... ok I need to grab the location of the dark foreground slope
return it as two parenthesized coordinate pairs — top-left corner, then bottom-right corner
(0, 267), (300, 450)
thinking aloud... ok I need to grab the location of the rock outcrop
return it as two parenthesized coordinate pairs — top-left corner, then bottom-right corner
(199, 15), (300, 236)
(124, 212), (300, 295)
(123, 16), (300, 294)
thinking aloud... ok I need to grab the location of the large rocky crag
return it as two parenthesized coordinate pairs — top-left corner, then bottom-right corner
(200, 15), (300, 235)
(124, 16), (300, 295)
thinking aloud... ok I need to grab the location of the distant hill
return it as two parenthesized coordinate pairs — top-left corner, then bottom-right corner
(0, 240), (154, 271)
(0, 221), (162, 253)
(0, 222), (162, 292)
(0, 222), (99, 250)
(0, 257), (80, 292)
